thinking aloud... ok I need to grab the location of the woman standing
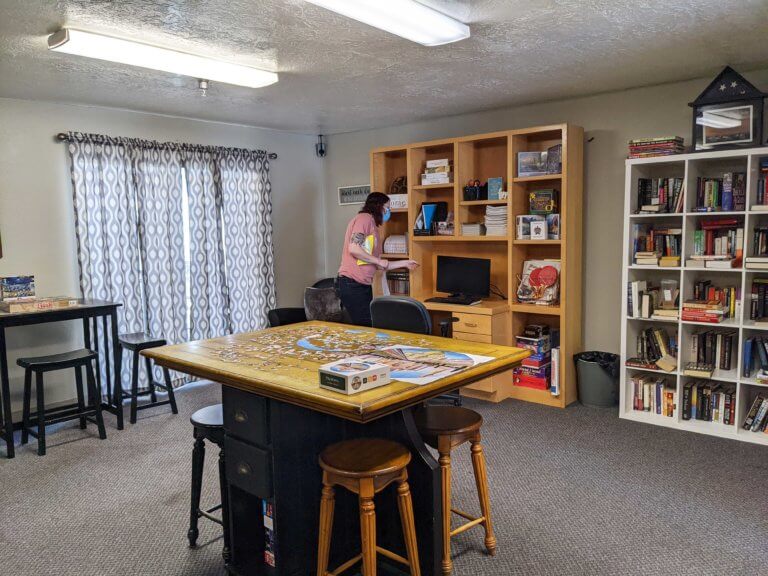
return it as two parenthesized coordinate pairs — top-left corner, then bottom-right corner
(337, 192), (418, 326)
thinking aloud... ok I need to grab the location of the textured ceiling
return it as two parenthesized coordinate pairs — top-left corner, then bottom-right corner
(1, 0), (767, 134)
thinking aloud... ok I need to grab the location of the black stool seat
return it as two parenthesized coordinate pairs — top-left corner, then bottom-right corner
(17, 348), (98, 371)
(118, 332), (167, 351)
(189, 403), (230, 565)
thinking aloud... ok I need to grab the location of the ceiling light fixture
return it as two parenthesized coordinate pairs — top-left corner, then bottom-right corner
(47, 28), (278, 89)
(304, 0), (470, 46)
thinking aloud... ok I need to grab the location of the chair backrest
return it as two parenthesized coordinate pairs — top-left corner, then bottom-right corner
(370, 296), (432, 335)
(304, 286), (346, 322)
(312, 277), (336, 289)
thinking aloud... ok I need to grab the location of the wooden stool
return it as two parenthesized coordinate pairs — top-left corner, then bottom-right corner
(188, 404), (231, 565)
(317, 438), (421, 576)
(413, 406), (495, 575)
(118, 332), (178, 424)
(19, 349), (106, 456)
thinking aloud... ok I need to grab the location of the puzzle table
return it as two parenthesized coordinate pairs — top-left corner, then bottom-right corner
(144, 321), (529, 576)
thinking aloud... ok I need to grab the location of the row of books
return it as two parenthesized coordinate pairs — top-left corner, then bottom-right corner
(743, 394), (768, 434)
(632, 224), (682, 265)
(636, 177), (685, 214)
(630, 374), (676, 416)
(626, 279), (678, 320)
(385, 271), (410, 296)
(693, 173), (746, 212)
(748, 278), (768, 322)
(626, 326), (678, 372)
(742, 336), (768, 378)
(683, 330), (737, 375)
(681, 381), (736, 425)
(754, 158), (768, 207)
(628, 136), (684, 159)
(512, 324), (560, 395)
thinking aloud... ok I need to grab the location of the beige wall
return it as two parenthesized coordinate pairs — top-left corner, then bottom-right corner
(322, 70), (768, 353)
(0, 97), (324, 413)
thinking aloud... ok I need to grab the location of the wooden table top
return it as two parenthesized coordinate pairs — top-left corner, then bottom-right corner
(143, 321), (530, 423)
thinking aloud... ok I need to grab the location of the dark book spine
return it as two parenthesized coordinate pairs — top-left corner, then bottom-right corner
(682, 384), (692, 420)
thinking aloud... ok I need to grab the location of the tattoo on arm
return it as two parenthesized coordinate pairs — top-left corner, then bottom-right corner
(350, 232), (366, 247)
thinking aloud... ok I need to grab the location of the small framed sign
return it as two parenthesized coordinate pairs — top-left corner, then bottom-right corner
(338, 184), (370, 205)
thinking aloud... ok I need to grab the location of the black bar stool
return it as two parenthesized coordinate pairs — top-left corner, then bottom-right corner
(188, 404), (231, 564)
(117, 333), (178, 424)
(19, 349), (106, 456)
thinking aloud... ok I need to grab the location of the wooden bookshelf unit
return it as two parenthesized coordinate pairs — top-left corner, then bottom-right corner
(621, 146), (768, 445)
(370, 124), (584, 407)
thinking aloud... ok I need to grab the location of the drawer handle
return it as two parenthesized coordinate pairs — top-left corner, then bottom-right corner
(234, 409), (248, 423)
(464, 322), (478, 328)
(236, 461), (252, 476)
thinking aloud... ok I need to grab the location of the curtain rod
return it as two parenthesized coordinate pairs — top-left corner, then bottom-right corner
(55, 132), (278, 160)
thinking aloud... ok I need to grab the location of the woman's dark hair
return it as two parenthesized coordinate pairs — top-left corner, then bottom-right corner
(359, 192), (389, 226)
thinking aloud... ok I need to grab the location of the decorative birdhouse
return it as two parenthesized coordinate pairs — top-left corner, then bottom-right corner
(689, 66), (766, 151)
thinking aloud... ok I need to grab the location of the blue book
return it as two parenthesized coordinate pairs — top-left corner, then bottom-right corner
(722, 173), (734, 211)
(743, 338), (753, 378)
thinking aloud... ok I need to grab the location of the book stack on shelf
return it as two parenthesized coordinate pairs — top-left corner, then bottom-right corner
(513, 324), (560, 394)
(421, 158), (453, 185)
(636, 177), (685, 213)
(747, 278), (768, 324)
(632, 223), (682, 267)
(693, 173), (746, 212)
(687, 218), (743, 269)
(681, 381), (736, 425)
(742, 394), (768, 436)
(753, 158), (768, 211)
(681, 280), (739, 324)
(742, 336), (768, 383)
(630, 374), (676, 416)
(626, 326), (678, 372)
(627, 278), (679, 320)
(683, 329), (737, 378)
(386, 271), (410, 296)
(746, 227), (768, 269)
(460, 222), (484, 236)
(627, 136), (684, 159)
(483, 205), (508, 237)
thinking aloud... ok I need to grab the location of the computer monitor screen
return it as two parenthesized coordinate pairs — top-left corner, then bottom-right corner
(436, 256), (491, 297)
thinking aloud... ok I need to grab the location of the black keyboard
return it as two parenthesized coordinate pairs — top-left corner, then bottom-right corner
(425, 295), (482, 306)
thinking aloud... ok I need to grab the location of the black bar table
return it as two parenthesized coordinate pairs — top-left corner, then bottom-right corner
(0, 299), (122, 458)
(144, 321), (528, 576)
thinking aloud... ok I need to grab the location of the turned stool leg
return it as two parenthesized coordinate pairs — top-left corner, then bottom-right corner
(316, 480), (335, 576)
(130, 350), (140, 424)
(21, 368), (31, 445)
(396, 476), (421, 576)
(359, 485), (377, 576)
(218, 445), (231, 564)
(35, 371), (46, 456)
(188, 433), (205, 547)
(438, 446), (452, 575)
(74, 366), (87, 430)
(470, 433), (496, 556)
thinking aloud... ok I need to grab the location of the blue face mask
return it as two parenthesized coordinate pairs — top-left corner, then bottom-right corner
(383, 207), (391, 222)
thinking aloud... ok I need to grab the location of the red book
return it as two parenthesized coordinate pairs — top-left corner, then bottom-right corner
(513, 373), (549, 390)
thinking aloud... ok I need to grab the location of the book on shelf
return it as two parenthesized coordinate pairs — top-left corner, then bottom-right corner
(627, 279), (679, 319)
(753, 157), (768, 209)
(461, 222), (485, 236)
(659, 256), (680, 267)
(632, 223), (682, 265)
(627, 326), (678, 372)
(742, 394), (768, 433)
(484, 205), (508, 236)
(513, 326), (558, 391)
(628, 136), (684, 159)
(425, 158), (451, 169)
(687, 329), (737, 373)
(683, 362), (714, 378)
(385, 270), (410, 296)
(630, 374), (676, 416)
(745, 256), (768, 270)
(635, 177), (685, 213)
(689, 218), (743, 267)
(681, 381), (736, 425)
(741, 335), (768, 379)
(748, 278), (768, 321)
(693, 173), (746, 212)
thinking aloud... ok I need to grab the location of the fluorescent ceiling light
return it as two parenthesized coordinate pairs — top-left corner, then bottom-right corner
(305, 0), (470, 46)
(48, 29), (278, 89)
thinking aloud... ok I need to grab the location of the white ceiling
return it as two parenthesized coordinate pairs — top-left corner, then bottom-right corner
(1, 0), (767, 134)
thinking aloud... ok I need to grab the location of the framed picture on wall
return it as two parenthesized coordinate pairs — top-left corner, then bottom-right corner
(338, 184), (370, 205)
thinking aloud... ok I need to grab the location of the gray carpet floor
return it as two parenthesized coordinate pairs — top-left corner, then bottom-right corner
(1, 381), (766, 576)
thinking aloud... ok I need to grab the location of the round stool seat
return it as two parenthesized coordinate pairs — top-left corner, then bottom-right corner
(190, 404), (223, 429)
(413, 405), (482, 437)
(319, 438), (411, 478)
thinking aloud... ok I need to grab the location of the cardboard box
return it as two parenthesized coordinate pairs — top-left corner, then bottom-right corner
(319, 357), (391, 395)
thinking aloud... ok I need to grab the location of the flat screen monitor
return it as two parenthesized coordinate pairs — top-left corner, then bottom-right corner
(436, 255), (491, 297)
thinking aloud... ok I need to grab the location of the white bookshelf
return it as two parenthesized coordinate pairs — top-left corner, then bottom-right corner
(620, 146), (768, 446)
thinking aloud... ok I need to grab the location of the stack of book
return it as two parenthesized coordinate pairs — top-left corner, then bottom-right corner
(483, 205), (508, 236)
(630, 374), (676, 416)
(688, 280), (739, 319)
(513, 325), (559, 391)
(753, 158), (768, 211)
(694, 173), (746, 212)
(687, 218), (743, 269)
(626, 326), (677, 372)
(421, 159), (452, 185)
(681, 300), (725, 324)
(742, 394), (768, 434)
(683, 329), (737, 375)
(635, 177), (685, 213)
(627, 136), (684, 158)
(682, 381), (736, 425)
(460, 222), (484, 236)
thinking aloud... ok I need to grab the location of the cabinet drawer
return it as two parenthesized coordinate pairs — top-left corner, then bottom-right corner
(453, 331), (492, 344)
(453, 313), (492, 335)
(223, 387), (269, 447)
(225, 436), (273, 498)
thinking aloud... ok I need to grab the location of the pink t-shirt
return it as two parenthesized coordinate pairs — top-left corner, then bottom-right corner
(338, 213), (381, 285)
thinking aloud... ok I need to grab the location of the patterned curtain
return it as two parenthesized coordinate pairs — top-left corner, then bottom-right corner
(67, 132), (276, 391)
(218, 150), (276, 333)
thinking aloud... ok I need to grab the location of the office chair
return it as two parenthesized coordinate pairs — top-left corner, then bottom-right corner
(370, 296), (461, 406)
(267, 278), (341, 327)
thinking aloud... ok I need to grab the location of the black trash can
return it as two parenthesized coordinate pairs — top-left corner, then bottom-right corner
(573, 351), (620, 407)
